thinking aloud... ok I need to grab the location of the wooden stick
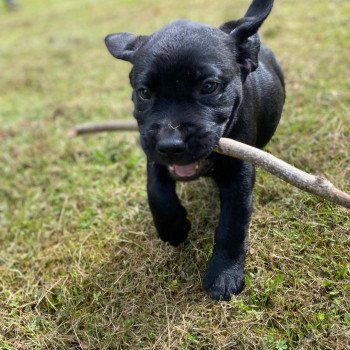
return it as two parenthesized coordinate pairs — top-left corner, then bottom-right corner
(69, 120), (350, 209)
(67, 120), (138, 137)
(217, 138), (350, 209)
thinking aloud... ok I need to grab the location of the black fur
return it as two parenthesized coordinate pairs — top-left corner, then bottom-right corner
(105, 0), (285, 301)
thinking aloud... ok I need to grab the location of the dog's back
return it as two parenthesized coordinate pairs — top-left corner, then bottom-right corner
(232, 43), (285, 149)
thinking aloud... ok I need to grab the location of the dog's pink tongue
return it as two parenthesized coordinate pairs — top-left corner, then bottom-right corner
(173, 163), (197, 177)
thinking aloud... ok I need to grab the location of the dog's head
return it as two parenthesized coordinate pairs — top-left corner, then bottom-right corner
(105, 0), (273, 180)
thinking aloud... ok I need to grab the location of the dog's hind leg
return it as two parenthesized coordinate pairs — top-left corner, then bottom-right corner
(203, 157), (255, 300)
(147, 161), (191, 246)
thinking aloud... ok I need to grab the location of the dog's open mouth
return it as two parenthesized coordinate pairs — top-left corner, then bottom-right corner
(168, 159), (210, 181)
(170, 163), (198, 177)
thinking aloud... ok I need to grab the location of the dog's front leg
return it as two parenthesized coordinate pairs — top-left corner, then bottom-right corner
(147, 161), (191, 246)
(203, 157), (255, 301)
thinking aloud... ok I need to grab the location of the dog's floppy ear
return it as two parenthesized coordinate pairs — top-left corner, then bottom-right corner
(105, 33), (148, 63)
(228, 0), (274, 78)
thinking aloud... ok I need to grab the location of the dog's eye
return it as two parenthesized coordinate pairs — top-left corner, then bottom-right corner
(201, 82), (219, 95)
(138, 88), (151, 100)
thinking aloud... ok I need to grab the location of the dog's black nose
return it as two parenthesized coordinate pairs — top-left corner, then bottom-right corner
(156, 138), (186, 155)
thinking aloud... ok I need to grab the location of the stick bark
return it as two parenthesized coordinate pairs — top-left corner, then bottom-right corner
(217, 138), (350, 209)
(68, 120), (138, 137)
(69, 120), (350, 209)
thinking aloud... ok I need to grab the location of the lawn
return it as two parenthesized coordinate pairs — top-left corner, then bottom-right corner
(0, 0), (349, 349)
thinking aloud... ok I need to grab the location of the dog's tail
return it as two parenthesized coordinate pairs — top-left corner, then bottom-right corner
(233, 0), (274, 43)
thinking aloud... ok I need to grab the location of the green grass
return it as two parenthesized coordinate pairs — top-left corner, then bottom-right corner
(0, 0), (349, 349)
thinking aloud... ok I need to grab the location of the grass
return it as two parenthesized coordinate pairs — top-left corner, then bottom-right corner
(0, 0), (349, 349)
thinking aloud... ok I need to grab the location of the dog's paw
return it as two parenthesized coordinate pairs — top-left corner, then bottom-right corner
(202, 255), (245, 301)
(157, 216), (191, 247)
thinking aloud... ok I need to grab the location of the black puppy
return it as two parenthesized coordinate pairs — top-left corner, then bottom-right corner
(105, 0), (285, 301)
